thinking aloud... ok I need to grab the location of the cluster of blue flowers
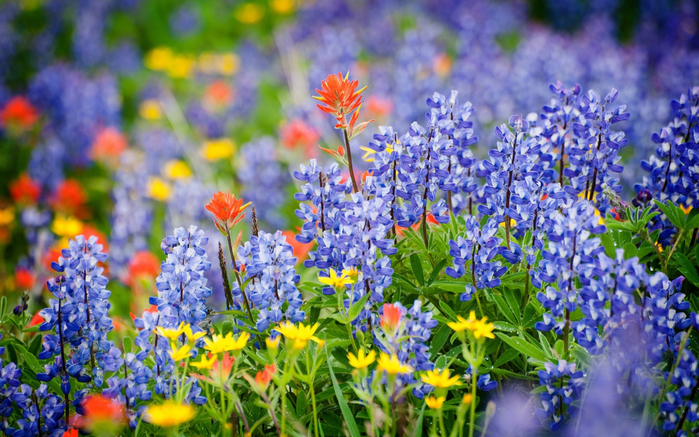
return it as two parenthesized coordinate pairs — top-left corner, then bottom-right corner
(294, 159), (396, 334)
(635, 86), (699, 245)
(373, 301), (438, 399)
(235, 230), (305, 332)
(126, 226), (211, 426)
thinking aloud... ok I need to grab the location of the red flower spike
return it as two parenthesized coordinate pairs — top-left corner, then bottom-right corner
(380, 303), (403, 332)
(281, 119), (320, 157)
(205, 191), (251, 234)
(62, 429), (78, 437)
(10, 173), (41, 205)
(313, 72), (372, 138)
(254, 364), (276, 390)
(74, 395), (126, 433)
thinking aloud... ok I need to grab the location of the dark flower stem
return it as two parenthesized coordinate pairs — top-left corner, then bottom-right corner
(218, 243), (233, 310)
(57, 297), (70, 425)
(226, 231), (254, 323)
(504, 134), (519, 250)
(342, 129), (359, 193)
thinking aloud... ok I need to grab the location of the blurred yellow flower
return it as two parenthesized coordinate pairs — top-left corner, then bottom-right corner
(170, 344), (192, 361)
(202, 139), (235, 161)
(265, 336), (280, 349)
(277, 321), (323, 349)
(270, 0), (294, 14)
(139, 100), (162, 120)
(425, 395), (446, 410)
(218, 53), (240, 76)
(0, 206), (16, 227)
(164, 160), (192, 179)
(197, 52), (218, 74)
(204, 332), (250, 354)
(145, 401), (195, 427)
(167, 55), (195, 79)
(51, 215), (83, 238)
(191, 354), (217, 370)
(462, 393), (472, 404)
(348, 349), (376, 369)
(421, 368), (461, 388)
(236, 3), (264, 23)
(147, 177), (171, 201)
(144, 47), (174, 71)
(376, 353), (412, 375)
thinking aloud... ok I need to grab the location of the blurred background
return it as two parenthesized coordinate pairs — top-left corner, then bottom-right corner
(0, 0), (697, 325)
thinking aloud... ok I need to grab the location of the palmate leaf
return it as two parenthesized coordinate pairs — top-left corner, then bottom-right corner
(675, 252), (699, 287)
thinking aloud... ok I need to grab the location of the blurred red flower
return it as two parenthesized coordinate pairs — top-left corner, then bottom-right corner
(281, 119), (320, 157)
(10, 173), (41, 205)
(14, 268), (35, 290)
(28, 312), (44, 327)
(62, 429), (78, 437)
(281, 230), (312, 264)
(205, 191), (250, 234)
(49, 179), (88, 217)
(365, 95), (394, 120)
(0, 96), (39, 129)
(75, 395), (126, 433)
(205, 80), (234, 106)
(126, 251), (160, 286)
(90, 127), (127, 164)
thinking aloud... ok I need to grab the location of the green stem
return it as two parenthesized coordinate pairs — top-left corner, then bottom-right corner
(307, 352), (319, 437)
(438, 408), (447, 437)
(468, 342), (478, 437)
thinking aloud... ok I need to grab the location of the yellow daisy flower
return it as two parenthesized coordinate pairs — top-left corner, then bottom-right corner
(376, 353), (412, 375)
(421, 368), (461, 388)
(139, 99), (162, 120)
(170, 344), (192, 361)
(202, 139), (235, 161)
(163, 160), (192, 179)
(50, 215), (83, 238)
(318, 269), (355, 290)
(277, 321), (323, 349)
(147, 176), (171, 201)
(191, 354), (217, 370)
(426, 396), (446, 410)
(348, 349), (376, 369)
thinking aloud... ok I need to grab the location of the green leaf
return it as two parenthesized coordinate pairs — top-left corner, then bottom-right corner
(12, 343), (41, 372)
(348, 292), (371, 322)
(599, 232), (616, 258)
(685, 209), (699, 230)
(494, 348), (521, 367)
(326, 350), (361, 437)
(622, 243), (638, 259)
(427, 259), (447, 285)
(493, 322), (518, 333)
(410, 254), (425, 286)
(492, 294), (517, 325)
(429, 324), (451, 355)
(123, 336), (133, 354)
(495, 333), (548, 362)
(675, 252), (699, 287)
(413, 404), (426, 437)
(655, 200), (685, 230)
(0, 296), (6, 318)
(438, 301), (458, 321)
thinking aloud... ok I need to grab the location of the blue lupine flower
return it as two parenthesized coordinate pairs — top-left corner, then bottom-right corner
(535, 360), (584, 431)
(235, 230), (305, 332)
(38, 235), (117, 387)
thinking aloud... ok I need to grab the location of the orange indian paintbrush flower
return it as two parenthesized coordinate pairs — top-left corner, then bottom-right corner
(313, 72), (373, 139)
(380, 303), (403, 332)
(205, 191), (251, 234)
